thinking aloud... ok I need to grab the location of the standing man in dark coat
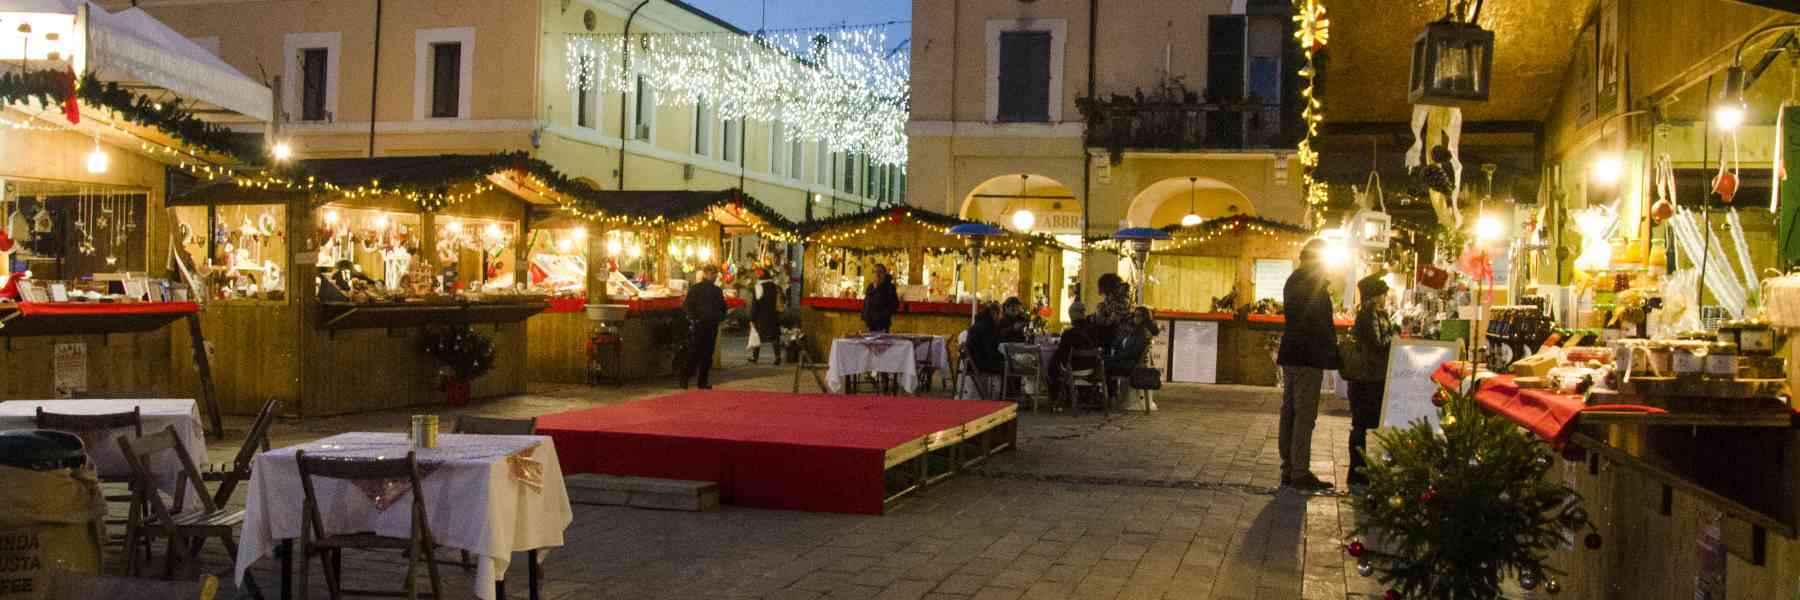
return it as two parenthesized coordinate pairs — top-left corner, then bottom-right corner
(861, 264), (900, 333)
(1277, 238), (1341, 490)
(749, 268), (782, 364)
(680, 264), (729, 389)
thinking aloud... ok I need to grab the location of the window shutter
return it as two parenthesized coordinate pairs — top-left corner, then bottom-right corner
(431, 43), (460, 118)
(301, 48), (328, 121)
(997, 31), (1051, 122)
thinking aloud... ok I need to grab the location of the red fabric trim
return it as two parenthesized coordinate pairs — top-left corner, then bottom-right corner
(620, 296), (744, 315)
(1432, 362), (1604, 443)
(15, 302), (200, 317)
(903, 301), (973, 316)
(1244, 314), (1352, 328)
(801, 297), (864, 311)
(543, 296), (587, 313)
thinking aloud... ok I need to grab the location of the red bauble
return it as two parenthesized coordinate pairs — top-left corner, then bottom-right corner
(1346, 540), (1365, 557)
(1649, 199), (1675, 224)
(1431, 389), (1449, 407)
(1384, 590), (1401, 600)
(1420, 486), (1437, 503)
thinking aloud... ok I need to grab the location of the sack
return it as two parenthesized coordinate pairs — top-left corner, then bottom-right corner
(1337, 332), (1367, 381)
(1129, 367), (1162, 390)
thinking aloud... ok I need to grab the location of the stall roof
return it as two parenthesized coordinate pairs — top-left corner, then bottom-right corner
(802, 206), (1063, 255)
(1087, 215), (1314, 255)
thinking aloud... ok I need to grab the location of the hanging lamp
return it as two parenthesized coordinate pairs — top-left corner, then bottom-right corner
(1180, 177), (1203, 227)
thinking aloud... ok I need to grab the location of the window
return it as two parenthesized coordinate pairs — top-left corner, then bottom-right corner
(840, 152), (856, 194)
(413, 27), (472, 120)
(429, 42), (461, 118)
(632, 76), (655, 140)
(300, 48), (329, 121)
(1253, 259), (1294, 301)
(815, 141), (831, 185)
(788, 136), (804, 181)
(769, 120), (788, 176)
(721, 117), (740, 164)
(575, 86), (593, 128)
(996, 31), (1052, 122)
(693, 98), (711, 155)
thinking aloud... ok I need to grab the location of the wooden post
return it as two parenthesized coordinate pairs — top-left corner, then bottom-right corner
(907, 246), (925, 285)
(184, 313), (221, 437)
(587, 227), (609, 304)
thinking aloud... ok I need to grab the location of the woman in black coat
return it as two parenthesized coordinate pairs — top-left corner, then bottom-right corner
(749, 269), (782, 364)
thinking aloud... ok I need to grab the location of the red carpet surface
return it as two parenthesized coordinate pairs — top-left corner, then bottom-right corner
(537, 391), (1014, 514)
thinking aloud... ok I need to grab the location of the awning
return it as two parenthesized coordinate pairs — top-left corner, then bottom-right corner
(0, 0), (270, 122)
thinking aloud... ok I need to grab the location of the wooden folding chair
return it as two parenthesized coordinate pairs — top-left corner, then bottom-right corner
(952, 342), (995, 400)
(202, 397), (280, 508)
(1001, 345), (1049, 411)
(791, 346), (830, 393)
(117, 426), (250, 586)
(36, 406), (143, 546)
(1065, 350), (1110, 415)
(295, 451), (444, 600)
(51, 573), (217, 600)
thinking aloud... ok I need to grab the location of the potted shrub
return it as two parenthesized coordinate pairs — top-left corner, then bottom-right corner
(421, 324), (496, 406)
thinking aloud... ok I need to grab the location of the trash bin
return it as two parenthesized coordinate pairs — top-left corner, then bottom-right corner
(0, 430), (106, 600)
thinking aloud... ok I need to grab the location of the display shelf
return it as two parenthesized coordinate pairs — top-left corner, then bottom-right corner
(317, 300), (548, 330)
(0, 302), (200, 337)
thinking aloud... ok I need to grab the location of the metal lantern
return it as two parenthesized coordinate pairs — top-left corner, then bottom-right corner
(1112, 227), (1172, 306)
(1408, 20), (1494, 106)
(1349, 209), (1392, 250)
(949, 223), (1006, 322)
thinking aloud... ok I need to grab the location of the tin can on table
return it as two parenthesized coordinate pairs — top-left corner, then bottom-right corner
(409, 415), (439, 449)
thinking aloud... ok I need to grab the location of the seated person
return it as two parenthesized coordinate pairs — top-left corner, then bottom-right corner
(997, 297), (1031, 343)
(964, 303), (1006, 375)
(1105, 307), (1158, 383)
(1051, 304), (1102, 378)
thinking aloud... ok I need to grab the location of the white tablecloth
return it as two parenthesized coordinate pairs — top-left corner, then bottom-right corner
(892, 335), (951, 372)
(827, 337), (920, 393)
(0, 399), (206, 505)
(236, 432), (573, 600)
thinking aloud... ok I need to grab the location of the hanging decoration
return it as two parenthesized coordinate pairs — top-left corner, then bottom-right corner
(0, 69), (262, 163)
(565, 26), (909, 166)
(1292, 0), (1330, 223)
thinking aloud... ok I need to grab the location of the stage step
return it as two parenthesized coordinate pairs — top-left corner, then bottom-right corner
(565, 473), (721, 512)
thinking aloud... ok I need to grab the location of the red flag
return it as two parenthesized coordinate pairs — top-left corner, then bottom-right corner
(59, 68), (79, 124)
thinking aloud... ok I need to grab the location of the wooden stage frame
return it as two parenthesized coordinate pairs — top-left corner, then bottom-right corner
(882, 403), (1018, 506)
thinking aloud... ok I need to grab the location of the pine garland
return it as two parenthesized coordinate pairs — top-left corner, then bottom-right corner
(1347, 377), (1597, 599)
(0, 69), (262, 163)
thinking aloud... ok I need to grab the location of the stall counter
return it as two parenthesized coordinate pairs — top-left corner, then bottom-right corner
(798, 297), (971, 368)
(526, 294), (745, 384)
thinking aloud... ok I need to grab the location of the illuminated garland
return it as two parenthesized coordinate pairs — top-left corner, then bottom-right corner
(566, 27), (908, 166)
(0, 69), (263, 163)
(1088, 215), (1312, 254)
(801, 207), (1058, 257)
(1293, 0), (1330, 224)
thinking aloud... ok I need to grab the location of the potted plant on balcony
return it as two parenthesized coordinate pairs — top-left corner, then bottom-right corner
(421, 323), (496, 406)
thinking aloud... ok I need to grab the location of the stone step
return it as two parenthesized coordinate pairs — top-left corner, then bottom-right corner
(564, 473), (721, 512)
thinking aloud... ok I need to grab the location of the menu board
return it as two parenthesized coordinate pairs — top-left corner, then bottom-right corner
(1169, 321), (1219, 383)
(1378, 339), (1462, 430)
(1147, 320), (1171, 374)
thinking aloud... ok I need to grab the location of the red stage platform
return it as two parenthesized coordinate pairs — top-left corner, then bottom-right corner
(537, 391), (1017, 515)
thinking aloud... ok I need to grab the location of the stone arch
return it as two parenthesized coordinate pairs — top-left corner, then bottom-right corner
(1125, 177), (1254, 228)
(958, 173), (1080, 234)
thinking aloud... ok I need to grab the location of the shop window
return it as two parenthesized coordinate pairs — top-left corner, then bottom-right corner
(1145, 256), (1234, 312)
(433, 216), (517, 292)
(996, 30), (1052, 123)
(1253, 259), (1294, 301)
(173, 203), (290, 301)
(315, 206), (424, 296)
(528, 227), (589, 295)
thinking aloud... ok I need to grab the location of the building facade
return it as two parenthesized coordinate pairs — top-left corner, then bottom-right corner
(907, 0), (1309, 306)
(120, 0), (897, 222)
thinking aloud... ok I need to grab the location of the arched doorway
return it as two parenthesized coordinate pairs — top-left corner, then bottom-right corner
(959, 174), (1081, 322)
(1126, 177), (1253, 228)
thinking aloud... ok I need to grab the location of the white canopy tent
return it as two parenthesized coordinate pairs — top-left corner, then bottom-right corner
(0, 0), (270, 123)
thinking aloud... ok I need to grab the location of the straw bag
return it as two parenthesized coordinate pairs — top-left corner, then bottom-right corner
(1764, 271), (1800, 328)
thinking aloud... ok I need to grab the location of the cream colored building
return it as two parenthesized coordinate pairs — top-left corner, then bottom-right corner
(121, 0), (898, 221)
(907, 0), (1309, 308)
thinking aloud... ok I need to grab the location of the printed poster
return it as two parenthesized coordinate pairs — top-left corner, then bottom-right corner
(52, 343), (86, 398)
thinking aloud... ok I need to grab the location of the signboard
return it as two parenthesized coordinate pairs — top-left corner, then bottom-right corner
(1170, 320), (1219, 384)
(1378, 339), (1462, 430)
(1148, 320), (1171, 374)
(51, 343), (86, 398)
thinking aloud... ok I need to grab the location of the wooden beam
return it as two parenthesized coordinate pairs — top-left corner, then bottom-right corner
(1722, 0), (1800, 14)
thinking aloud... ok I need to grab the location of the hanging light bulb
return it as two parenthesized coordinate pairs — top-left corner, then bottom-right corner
(271, 141), (294, 161)
(556, 239), (574, 253)
(446, 221), (463, 234)
(626, 243), (643, 258)
(698, 245), (713, 261)
(1591, 155), (1624, 186)
(373, 214), (389, 230)
(323, 210), (340, 225)
(605, 238), (622, 256)
(1180, 176), (1203, 227)
(85, 143), (107, 174)
(1011, 209), (1035, 231)
(572, 227), (588, 241)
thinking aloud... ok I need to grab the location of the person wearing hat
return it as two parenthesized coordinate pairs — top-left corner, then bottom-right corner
(1345, 272), (1398, 487)
(680, 264), (730, 389)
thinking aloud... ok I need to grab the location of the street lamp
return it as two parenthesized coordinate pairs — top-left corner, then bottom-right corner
(949, 222), (1006, 322)
(1112, 226), (1172, 306)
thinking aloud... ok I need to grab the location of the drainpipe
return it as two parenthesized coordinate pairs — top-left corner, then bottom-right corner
(1080, 0), (1097, 303)
(367, 0), (382, 157)
(618, 0), (652, 190)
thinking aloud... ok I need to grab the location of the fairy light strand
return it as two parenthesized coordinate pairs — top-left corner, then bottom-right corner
(1293, 0), (1330, 226)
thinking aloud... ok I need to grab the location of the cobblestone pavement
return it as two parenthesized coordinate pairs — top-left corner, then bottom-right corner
(139, 353), (1385, 600)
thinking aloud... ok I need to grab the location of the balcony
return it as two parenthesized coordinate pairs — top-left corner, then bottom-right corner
(1077, 95), (1292, 163)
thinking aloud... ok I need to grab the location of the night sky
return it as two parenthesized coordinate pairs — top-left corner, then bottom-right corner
(677, 0), (911, 55)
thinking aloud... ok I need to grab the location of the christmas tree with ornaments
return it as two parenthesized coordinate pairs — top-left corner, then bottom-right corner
(1344, 377), (1601, 599)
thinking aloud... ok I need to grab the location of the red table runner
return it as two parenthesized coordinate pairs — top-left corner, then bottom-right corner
(801, 297), (863, 311)
(1431, 363), (1589, 442)
(15, 301), (200, 317)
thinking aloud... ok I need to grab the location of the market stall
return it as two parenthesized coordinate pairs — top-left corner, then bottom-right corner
(521, 189), (794, 384)
(169, 155), (553, 416)
(0, 1), (273, 434)
(796, 207), (1062, 366)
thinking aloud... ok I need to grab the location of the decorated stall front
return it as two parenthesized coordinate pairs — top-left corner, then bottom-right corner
(1097, 216), (1323, 386)
(522, 189), (795, 384)
(169, 154), (554, 416)
(797, 207), (1062, 365)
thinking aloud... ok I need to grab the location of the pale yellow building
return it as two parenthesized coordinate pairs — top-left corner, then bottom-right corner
(908, 0), (1309, 311)
(121, 0), (898, 221)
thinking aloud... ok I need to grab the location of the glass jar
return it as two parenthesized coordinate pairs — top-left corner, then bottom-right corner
(1703, 342), (1738, 379)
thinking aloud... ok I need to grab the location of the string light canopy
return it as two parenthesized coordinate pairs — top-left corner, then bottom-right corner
(566, 26), (909, 166)
(1293, 0), (1330, 224)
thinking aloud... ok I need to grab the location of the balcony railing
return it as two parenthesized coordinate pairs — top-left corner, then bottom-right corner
(1077, 97), (1292, 161)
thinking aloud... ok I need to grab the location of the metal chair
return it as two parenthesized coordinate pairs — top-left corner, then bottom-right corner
(51, 573), (217, 600)
(295, 450), (444, 600)
(1001, 344), (1049, 411)
(952, 342), (996, 400)
(1065, 349), (1110, 415)
(202, 397), (280, 508)
(116, 426), (251, 587)
(35, 406), (143, 546)
(452, 415), (537, 435)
